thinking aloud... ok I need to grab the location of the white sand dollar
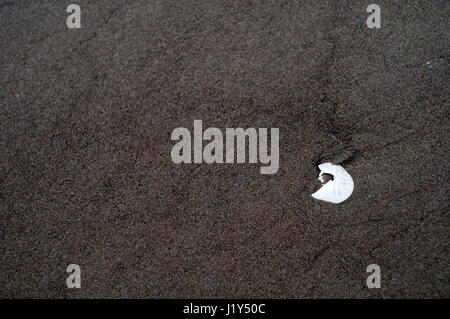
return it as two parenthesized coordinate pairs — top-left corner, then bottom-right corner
(311, 163), (354, 204)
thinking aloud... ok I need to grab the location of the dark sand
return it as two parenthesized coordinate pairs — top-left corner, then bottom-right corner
(0, 0), (448, 298)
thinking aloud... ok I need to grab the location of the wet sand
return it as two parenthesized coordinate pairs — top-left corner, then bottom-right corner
(0, 0), (448, 298)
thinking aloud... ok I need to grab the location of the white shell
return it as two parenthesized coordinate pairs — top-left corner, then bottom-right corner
(311, 163), (354, 204)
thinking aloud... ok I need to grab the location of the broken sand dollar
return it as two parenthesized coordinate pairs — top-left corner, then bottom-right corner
(311, 163), (354, 204)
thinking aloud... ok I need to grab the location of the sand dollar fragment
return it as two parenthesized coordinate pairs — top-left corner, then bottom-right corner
(311, 163), (354, 204)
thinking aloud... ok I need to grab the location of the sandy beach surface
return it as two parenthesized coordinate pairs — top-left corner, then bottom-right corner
(0, 0), (448, 298)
